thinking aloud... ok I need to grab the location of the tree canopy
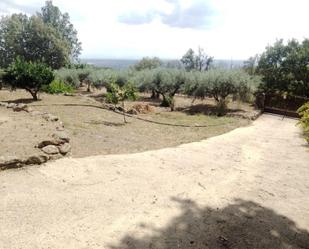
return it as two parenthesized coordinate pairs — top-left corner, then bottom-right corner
(0, 1), (81, 69)
(181, 47), (213, 72)
(256, 39), (309, 97)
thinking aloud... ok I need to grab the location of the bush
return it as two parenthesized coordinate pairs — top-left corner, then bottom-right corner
(297, 102), (309, 143)
(3, 58), (54, 100)
(41, 80), (73, 94)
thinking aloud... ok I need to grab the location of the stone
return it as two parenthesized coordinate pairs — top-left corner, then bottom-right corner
(0, 156), (24, 170)
(127, 108), (138, 115)
(0, 102), (8, 107)
(7, 103), (17, 109)
(64, 92), (75, 96)
(38, 139), (64, 148)
(13, 103), (27, 112)
(41, 145), (59, 155)
(43, 113), (59, 122)
(26, 154), (49, 165)
(52, 131), (70, 143)
(59, 143), (71, 155)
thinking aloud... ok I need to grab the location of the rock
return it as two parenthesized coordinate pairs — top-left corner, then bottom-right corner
(43, 113), (59, 122)
(49, 154), (63, 160)
(52, 131), (70, 143)
(24, 106), (33, 113)
(13, 103), (27, 112)
(7, 103), (17, 109)
(127, 108), (138, 115)
(64, 92), (75, 96)
(41, 145), (59, 155)
(26, 154), (49, 165)
(0, 156), (24, 170)
(0, 102), (8, 107)
(38, 139), (64, 148)
(59, 143), (71, 155)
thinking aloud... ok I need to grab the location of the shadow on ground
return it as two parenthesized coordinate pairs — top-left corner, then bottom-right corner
(176, 104), (244, 116)
(110, 198), (309, 249)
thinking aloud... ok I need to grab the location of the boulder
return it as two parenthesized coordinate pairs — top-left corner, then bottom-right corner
(0, 102), (8, 107)
(0, 156), (24, 170)
(52, 131), (70, 143)
(41, 145), (59, 155)
(43, 113), (59, 122)
(26, 154), (49, 165)
(7, 103), (17, 109)
(38, 139), (64, 148)
(127, 108), (139, 115)
(59, 143), (71, 155)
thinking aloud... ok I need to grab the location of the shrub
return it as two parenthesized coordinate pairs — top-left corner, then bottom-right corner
(3, 58), (54, 100)
(297, 102), (309, 143)
(41, 80), (73, 94)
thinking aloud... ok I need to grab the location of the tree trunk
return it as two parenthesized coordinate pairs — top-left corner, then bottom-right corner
(26, 89), (38, 101)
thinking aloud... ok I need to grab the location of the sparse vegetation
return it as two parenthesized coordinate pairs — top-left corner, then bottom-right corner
(297, 102), (309, 143)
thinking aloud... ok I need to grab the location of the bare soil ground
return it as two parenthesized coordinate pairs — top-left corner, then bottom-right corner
(0, 114), (308, 249)
(0, 105), (56, 158)
(0, 89), (253, 158)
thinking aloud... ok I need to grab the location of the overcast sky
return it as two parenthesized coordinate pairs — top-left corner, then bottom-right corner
(1, 0), (308, 60)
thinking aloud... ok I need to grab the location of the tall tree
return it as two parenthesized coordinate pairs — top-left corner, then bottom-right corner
(181, 47), (213, 71)
(38, 0), (82, 61)
(257, 39), (309, 97)
(0, 14), (70, 69)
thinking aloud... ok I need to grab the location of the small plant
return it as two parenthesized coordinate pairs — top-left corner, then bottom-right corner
(297, 102), (309, 143)
(106, 82), (137, 123)
(41, 80), (74, 94)
(4, 58), (54, 100)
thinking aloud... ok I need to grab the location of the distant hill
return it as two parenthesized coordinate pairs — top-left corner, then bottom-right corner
(80, 58), (244, 70)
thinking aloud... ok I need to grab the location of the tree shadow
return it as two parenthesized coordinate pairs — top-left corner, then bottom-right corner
(3, 98), (41, 104)
(109, 198), (309, 249)
(176, 104), (245, 116)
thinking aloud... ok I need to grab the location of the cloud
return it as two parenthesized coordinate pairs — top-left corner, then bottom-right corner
(161, 1), (214, 29)
(0, 0), (38, 15)
(118, 11), (156, 25)
(118, 0), (215, 29)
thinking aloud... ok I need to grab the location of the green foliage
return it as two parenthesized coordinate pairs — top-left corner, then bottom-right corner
(4, 58), (54, 100)
(257, 39), (309, 97)
(41, 79), (73, 94)
(0, 1), (81, 68)
(38, 0), (82, 60)
(184, 69), (260, 114)
(106, 82), (137, 123)
(55, 68), (79, 87)
(181, 47), (213, 71)
(297, 102), (309, 143)
(134, 57), (162, 71)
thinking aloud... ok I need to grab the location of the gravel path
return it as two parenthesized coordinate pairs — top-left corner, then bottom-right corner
(0, 114), (308, 249)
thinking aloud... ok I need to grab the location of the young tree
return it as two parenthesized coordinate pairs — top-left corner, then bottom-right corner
(106, 83), (137, 123)
(4, 58), (54, 100)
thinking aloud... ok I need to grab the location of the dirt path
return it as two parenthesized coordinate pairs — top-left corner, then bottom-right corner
(0, 114), (309, 249)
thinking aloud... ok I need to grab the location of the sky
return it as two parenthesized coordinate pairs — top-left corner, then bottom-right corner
(0, 0), (308, 60)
